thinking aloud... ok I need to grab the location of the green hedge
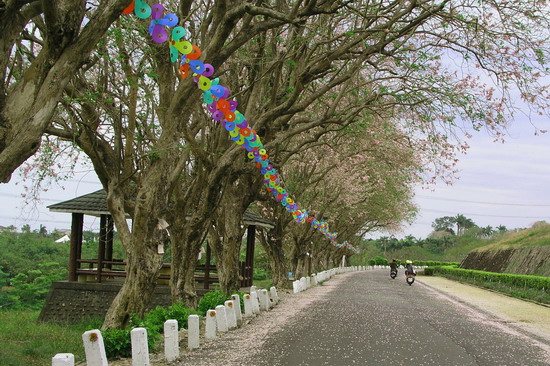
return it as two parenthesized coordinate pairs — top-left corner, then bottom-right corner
(435, 266), (550, 291)
(423, 267), (435, 276)
(413, 260), (460, 267)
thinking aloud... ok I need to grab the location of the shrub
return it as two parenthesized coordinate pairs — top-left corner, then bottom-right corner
(423, 267), (435, 276)
(197, 290), (230, 315)
(131, 303), (198, 332)
(373, 256), (388, 265)
(165, 303), (198, 330)
(412, 260), (459, 267)
(102, 328), (133, 358)
(253, 268), (268, 280)
(102, 327), (159, 359)
(435, 266), (550, 292)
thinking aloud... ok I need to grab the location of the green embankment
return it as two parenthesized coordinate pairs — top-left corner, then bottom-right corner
(473, 222), (550, 251)
(460, 223), (550, 277)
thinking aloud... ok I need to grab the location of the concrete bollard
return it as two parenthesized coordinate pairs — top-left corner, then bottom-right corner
(243, 294), (254, 317)
(131, 328), (150, 366)
(215, 305), (228, 332)
(264, 289), (271, 310)
(250, 291), (260, 314)
(164, 320), (179, 362)
(300, 277), (307, 291)
(205, 309), (217, 339)
(188, 315), (200, 349)
(231, 294), (243, 324)
(259, 289), (270, 311)
(269, 286), (279, 303)
(82, 330), (108, 366)
(292, 280), (300, 294)
(52, 353), (74, 366)
(306, 277), (311, 288)
(224, 300), (238, 329)
(250, 285), (257, 294)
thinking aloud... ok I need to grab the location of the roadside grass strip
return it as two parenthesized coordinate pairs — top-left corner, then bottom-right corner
(429, 266), (550, 305)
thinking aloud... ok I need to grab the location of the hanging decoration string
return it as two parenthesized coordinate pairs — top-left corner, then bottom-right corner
(123, 0), (358, 253)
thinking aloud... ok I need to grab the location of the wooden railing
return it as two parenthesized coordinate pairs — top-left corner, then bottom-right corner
(75, 259), (220, 289)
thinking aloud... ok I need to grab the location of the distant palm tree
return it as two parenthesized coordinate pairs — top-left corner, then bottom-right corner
(481, 225), (494, 238)
(497, 225), (507, 233)
(455, 214), (476, 236)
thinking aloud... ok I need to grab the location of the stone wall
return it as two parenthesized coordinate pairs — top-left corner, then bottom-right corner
(39, 281), (174, 323)
(460, 246), (550, 277)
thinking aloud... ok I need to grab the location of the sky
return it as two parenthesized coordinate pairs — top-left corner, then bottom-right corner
(0, 118), (549, 239)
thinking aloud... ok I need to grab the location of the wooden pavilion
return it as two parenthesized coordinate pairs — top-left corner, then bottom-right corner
(47, 189), (274, 288)
(39, 190), (274, 323)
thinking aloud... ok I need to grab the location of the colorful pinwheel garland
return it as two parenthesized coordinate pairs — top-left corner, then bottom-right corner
(123, 0), (358, 253)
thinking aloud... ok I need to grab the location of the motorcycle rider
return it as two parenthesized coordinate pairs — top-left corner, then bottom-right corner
(405, 260), (416, 276)
(389, 259), (398, 272)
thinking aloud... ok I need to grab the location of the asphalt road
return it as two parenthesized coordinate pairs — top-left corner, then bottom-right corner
(249, 270), (549, 366)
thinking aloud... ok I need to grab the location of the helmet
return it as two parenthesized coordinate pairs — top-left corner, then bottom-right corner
(406, 260), (412, 264)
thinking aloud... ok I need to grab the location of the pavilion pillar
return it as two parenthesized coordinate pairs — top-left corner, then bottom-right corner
(69, 213), (84, 282)
(204, 245), (211, 290)
(97, 215), (108, 282)
(244, 225), (256, 287)
(105, 215), (114, 269)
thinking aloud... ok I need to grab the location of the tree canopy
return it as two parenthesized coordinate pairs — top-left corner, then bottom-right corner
(1, 0), (549, 328)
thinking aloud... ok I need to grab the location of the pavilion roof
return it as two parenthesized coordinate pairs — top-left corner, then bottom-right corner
(48, 190), (275, 228)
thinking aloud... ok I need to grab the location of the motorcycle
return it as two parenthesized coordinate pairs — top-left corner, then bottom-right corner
(390, 268), (398, 279)
(405, 271), (416, 286)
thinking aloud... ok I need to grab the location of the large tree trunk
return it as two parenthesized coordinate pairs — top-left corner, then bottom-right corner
(102, 241), (164, 329)
(169, 213), (205, 308)
(102, 180), (167, 329)
(0, 0), (132, 182)
(210, 174), (257, 295)
(167, 152), (240, 304)
(258, 222), (289, 288)
(215, 218), (245, 296)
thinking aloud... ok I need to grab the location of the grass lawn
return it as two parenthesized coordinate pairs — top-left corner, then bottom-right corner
(0, 310), (100, 366)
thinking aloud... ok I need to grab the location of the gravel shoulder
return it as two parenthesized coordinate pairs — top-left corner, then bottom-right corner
(417, 275), (550, 342)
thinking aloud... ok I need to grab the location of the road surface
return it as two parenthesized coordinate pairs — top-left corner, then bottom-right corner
(250, 270), (550, 366)
(174, 269), (550, 366)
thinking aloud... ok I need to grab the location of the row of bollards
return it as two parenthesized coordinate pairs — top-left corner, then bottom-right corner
(293, 266), (373, 293)
(52, 286), (281, 366)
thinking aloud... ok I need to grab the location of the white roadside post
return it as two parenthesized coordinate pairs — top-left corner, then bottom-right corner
(215, 304), (229, 332)
(265, 289), (272, 309)
(231, 294), (243, 324)
(250, 291), (260, 314)
(243, 294), (254, 317)
(205, 309), (217, 339)
(164, 319), (179, 362)
(52, 353), (74, 366)
(300, 277), (307, 291)
(269, 286), (279, 303)
(292, 280), (300, 294)
(82, 329), (108, 366)
(224, 300), (237, 329)
(188, 315), (200, 349)
(258, 289), (270, 311)
(306, 277), (311, 288)
(131, 327), (150, 366)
